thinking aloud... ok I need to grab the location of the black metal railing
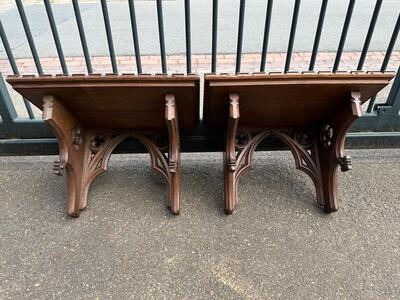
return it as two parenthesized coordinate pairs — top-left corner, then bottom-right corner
(72, 0), (93, 74)
(0, 0), (399, 155)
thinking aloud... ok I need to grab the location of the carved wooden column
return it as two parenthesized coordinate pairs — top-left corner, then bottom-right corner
(43, 94), (181, 217)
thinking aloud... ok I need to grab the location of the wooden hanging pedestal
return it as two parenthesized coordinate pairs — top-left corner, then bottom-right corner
(42, 94), (181, 216)
(204, 72), (394, 214)
(7, 74), (200, 217)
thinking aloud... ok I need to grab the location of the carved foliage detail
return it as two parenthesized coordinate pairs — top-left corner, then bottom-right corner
(71, 126), (83, 150)
(320, 123), (334, 148)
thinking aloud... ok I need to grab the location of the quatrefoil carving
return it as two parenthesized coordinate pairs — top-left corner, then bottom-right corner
(90, 135), (107, 152)
(235, 130), (250, 149)
(294, 131), (312, 148)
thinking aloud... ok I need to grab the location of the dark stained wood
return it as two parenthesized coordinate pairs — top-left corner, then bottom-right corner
(204, 72), (395, 214)
(6, 71), (396, 216)
(204, 72), (394, 128)
(7, 74), (200, 129)
(7, 74), (198, 217)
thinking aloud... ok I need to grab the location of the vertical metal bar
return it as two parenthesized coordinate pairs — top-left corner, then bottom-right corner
(211, 0), (218, 73)
(0, 20), (35, 119)
(156, 0), (167, 74)
(15, 0), (43, 75)
(0, 75), (18, 125)
(385, 66), (400, 107)
(366, 98), (378, 115)
(309, 0), (328, 71)
(128, 0), (142, 74)
(184, 0), (192, 74)
(284, 0), (301, 73)
(380, 13), (400, 72)
(0, 21), (19, 76)
(44, 0), (68, 75)
(366, 96), (379, 113)
(100, 0), (118, 74)
(332, 0), (355, 72)
(366, 13), (399, 113)
(260, 0), (273, 72)
(389, 77), (400, 115)
(235, 0), (246, 74)
(357, 0), (382, 70)
(72, 0), (93, 74)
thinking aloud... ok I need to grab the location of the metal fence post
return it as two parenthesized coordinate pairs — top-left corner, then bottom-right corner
(379, 67), (400, 114)
(0, 75), (17, 137)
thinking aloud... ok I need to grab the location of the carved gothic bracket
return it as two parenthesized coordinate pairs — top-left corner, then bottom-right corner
(43, 94), (181, 217)
(224, 91), (362, 214)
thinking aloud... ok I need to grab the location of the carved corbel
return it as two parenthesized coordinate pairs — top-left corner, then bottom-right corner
(42, 95), (88, 217)
(315, 90), (362, 212)
(39, 89), (184, 217)
(335, 91), (361, 169)
(336, 91), (362, 172)
(224, 93), (240, 214)
(222, 91), (362, 215)
(165, 94), (181, 214)
(227, 93), (239, 172)
(165, 94), (179, 174)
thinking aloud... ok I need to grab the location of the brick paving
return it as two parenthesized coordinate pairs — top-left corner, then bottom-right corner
(0, 51), (398, 76)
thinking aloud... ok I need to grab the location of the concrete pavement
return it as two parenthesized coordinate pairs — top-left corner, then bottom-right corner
(0, 149), (399, 299)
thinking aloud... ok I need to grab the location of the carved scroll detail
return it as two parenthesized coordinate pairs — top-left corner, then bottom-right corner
(71, 126), (83, 150)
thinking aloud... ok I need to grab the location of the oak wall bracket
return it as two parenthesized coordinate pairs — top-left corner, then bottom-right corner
(204, 72), (394, 214)
(223, 92), (361, 214)
(43, 95), (181, 217)
(7, 74), (199, 217)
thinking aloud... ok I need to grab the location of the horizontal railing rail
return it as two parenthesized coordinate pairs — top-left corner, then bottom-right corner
(0, 0), (399, 155)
